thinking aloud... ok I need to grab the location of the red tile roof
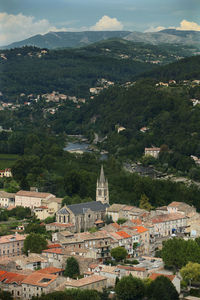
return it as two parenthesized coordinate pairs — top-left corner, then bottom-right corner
(47, 244), (61, 249)
(131, 219), (142, 225)
(22, 272), (57, 287)
(132, 226), (148, 233)
(16, 190), (54, 198)
(111, 223), (121, 229)
(36, 267), (64, 274)
(47, 222), (74, 228)
(116, 231), (131, 239)
(0, 272), (27, 285)
(151, 213), (186, 224)
(149, 273), (175, 281)
(42, 248), (63, 254)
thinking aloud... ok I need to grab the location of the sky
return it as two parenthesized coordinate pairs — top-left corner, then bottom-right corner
(0, 0), (200, 46)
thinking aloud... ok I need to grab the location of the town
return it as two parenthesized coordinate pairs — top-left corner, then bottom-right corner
(0, 165), (198, 299)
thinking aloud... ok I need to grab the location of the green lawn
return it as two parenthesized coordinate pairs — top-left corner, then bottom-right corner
(0, 154), (19, 169)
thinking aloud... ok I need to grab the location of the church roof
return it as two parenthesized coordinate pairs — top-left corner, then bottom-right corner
(99, 165), (105, 183)
(57, 207), (69, 215)
(67, 201), (108, 215)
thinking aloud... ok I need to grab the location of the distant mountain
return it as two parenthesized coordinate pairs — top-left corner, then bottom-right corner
(125, 30), (200, 48)
(1, 31), (131, 49)
(2, 29), (200, 50)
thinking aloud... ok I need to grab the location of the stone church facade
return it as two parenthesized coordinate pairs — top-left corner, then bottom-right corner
(56, 166), (109, 232)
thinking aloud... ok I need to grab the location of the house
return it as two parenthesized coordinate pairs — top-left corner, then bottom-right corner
(131, 226), (150, 255)
(0, 271), (27, 299)
(145, 147), (161, 158)
(151, 213), (188, 237)
(0, 234), (26, 258)
(64, 275), (107, 292)
(117, 126), (126, 133)
(149, 272), (180, 293)
(106, 204), (125, 222)
(46, 222), (75, 233)
(0, 168), (12, 178)
(140, 127), (149, 133)
(15, 190), (55, 209)
(15, 254), (49, 271)
(117, 265), (148, 279)
(167, 201), (196, 216)
(0, 191), (15, 208)
(21, 271), (60, 299)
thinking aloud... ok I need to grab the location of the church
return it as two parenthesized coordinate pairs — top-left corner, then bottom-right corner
(56, 165), (109, 232)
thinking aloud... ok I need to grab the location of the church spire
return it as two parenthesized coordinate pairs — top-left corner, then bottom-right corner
(99, 165), (105, 183)
(96, 165), (109, 205)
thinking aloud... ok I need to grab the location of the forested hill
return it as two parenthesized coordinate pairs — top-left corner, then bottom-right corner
(138, 55), (200, 81)
(0, 41), (198, 100)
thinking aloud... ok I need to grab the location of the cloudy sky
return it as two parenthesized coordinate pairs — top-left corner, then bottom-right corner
(0, 0), (200, 46)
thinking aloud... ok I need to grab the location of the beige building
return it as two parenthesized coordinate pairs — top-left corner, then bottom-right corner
(15, 190), (55, 209)
(145, 147), (160, 158)
(34, 197), (62, 220)
(151, 213), (188, 237)
(21, 272), (60, 299)
(0, 191), (15, 208)
(0, 233), (26, 258)
(64, 275), (107, 292)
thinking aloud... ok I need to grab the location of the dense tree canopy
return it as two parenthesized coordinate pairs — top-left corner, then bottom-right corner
(23, 233), (48, 254)
(115, 275), (145, 300)
(147, 276), (179, 300)
(64, 257), (80, 278)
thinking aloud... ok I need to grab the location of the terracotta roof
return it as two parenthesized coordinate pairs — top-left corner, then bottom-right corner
(107, 204), (125, 212)
(0, 191), (15, 198)
(16, 190), (54, 198)
(149, 273), (175, 281)
(84, 271), (94, 275)
(65, 275), (106, 287)
(116, 231), (131, 239)
(42, 248), (63, 254)
(36, 267), (64, 274)
(145, 147), (160, 151)
(117, 265), (146, 272)
(132, 226), (148, 233)
(47, 244), (61, 249)
(111, 223), (121, 229)
(89, 263), (99, 269)
(0, 270), (7, 277)
(131, 219), (142, 225)
(109, 232), (123, 240)
(0, 272), (27, 284)
(22, 272), (57, 287)
(122, 205), (134, 211)
(0, 233), (26, 244)
(151, 213), (186, 224)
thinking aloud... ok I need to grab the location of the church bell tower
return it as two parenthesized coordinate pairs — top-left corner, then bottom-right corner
(96, 165), (109, 205)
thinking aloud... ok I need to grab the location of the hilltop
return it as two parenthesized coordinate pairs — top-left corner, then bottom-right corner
(2, 29), (200, 50)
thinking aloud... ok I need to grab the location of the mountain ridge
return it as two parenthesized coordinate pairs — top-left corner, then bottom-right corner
(2, 29), (200, 50)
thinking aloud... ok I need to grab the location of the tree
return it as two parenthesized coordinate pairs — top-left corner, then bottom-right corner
(111, 246), (128, 262)
(180, 262), (200, 285)
(23, 233), (47, 254)
(0, 289), (13, 300)
(64, 257), (80, 278)
(117, 218), (127, 225)
(147, 275), (179, 300)
(115, 274), (145, 300)
(139, 194), (153, 211)
(162, 238), (200, 270)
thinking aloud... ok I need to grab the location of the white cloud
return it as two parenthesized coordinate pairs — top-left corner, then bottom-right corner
(90, 15), (123, 31)
(145, 19), (200, 33)
(176, 19), (200, 31)
(0, 12), (69, 46)
(145, 26), (166, 33)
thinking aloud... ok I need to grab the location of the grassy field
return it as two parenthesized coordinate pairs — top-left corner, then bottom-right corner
(0, 154), (19, 169)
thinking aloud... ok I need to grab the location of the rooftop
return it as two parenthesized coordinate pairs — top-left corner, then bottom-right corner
(149, 272), (175, 282)
(0, 233), (26, 244)
(151, 213), (186, 224)
(16, 190), (54, 198)
(116, 231), (131, 239)
(22, 272), (57, 287)
(36, 267), (64, 274)
(65, 275), (106, 287)
(132, 226), (148, 233)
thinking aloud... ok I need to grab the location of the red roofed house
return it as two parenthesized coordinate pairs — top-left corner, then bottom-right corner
(132, 226), (150, 255)
(21, 271), (61, 299)
(145, 147), (160, 158)
(0, 271), (27, 299)
(149, 273), (180, 293)
(109, 231), (133, 256)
